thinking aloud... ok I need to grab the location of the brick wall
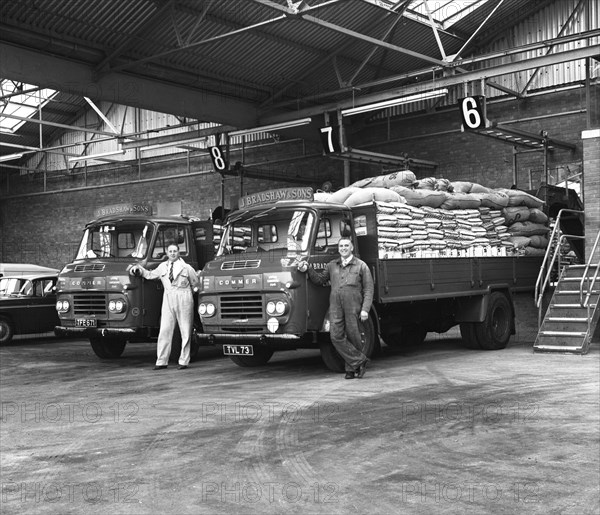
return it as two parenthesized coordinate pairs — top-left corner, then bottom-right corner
(582, 130), (600, 263)
(350, 87), (591, 189)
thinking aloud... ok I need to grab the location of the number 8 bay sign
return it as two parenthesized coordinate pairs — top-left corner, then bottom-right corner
(208, 145), (228, 173)
(459, 96), (488, 131)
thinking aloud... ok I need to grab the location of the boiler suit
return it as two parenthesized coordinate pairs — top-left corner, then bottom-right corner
(308, 256), (374, 372)
(141, 258), (199, 366)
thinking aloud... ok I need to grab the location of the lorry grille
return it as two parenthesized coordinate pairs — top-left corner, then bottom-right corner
(220, 294), (263, 319)
(73, 293), (107, 315)
(221, 260), (260, 270)
(74, 264), (106, 272)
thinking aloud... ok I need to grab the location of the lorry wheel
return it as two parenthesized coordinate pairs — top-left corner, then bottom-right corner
(89, 337), (127, 359)
(0, 316), (14, 345)
(459, 323), (482, 349)
(474, 292), (513, 350)
(319, 317), (376, 372)
(229, 347), (274, 367)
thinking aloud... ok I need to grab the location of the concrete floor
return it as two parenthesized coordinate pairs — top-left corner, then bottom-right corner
(0, 332), (598, 515)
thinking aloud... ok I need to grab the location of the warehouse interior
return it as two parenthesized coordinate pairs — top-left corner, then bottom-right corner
(1, 2), (600, 514)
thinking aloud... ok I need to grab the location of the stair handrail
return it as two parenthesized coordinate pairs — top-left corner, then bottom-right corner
(535, 208), (585, 327)
(580, 229), (600, 307)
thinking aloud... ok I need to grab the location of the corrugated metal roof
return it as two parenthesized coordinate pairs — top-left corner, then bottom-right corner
(1, 0), (598, 167)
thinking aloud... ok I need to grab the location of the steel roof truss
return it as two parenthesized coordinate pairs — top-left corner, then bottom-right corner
(423, 0), (447, 60)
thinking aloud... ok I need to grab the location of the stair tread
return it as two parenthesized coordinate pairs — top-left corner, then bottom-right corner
(534, 344), (585, 351)
(546, 317), (589, 322)
(539, 330), (587, 336)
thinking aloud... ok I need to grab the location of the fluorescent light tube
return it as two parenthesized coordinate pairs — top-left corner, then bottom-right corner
(229, 117), (312, 137)
(0, 153), (24, 162)
(68, 149), (126, 163)
(341, 89), (448, 116)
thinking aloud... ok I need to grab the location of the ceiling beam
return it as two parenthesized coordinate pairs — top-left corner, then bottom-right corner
(259, 44), (600, 125)
(267, 30), (600, 110)
(253, 0), (447, 67)
(0, 42), (259, 128)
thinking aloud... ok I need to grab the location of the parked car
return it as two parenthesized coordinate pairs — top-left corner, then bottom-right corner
(0, 273), (59, 344)
(0, 263), (59, 278)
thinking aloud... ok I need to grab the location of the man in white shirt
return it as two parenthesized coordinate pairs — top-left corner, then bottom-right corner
(130, 244), (199, 370)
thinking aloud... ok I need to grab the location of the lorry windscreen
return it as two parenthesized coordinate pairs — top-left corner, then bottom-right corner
(75, 222), (155, 260)
(217, 209), (316, 256)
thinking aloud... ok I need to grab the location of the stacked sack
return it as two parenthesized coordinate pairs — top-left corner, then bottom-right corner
(326, 171), (549, 259)
(213, 222), (223, 253)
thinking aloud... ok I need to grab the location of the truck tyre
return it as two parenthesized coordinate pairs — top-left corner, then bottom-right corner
(474, 292), (513, 350)
(320, 317), (376, 372)
(0, 316), (14, 345)
(229, 347), (274, 367)
(459, 322), (482, 349)
(89, 337), (127, 359)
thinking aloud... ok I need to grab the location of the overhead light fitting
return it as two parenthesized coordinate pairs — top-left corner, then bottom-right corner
(229, 117), (312, 137)
(341, 88), (449, 117)
(0, 152), (24, 162)
(68, 149), (125, 163)
(140, 137), (208, 152)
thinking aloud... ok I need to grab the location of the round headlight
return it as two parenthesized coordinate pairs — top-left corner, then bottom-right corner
(199, 303), (207, 315)
(56, 300), (70, 313)
(115, 300), (125, 312)
(275, 301), (286, 315)
(108, 300), (117, 311)
(206, 303), (215, 316)
(266, 301), (276, 315)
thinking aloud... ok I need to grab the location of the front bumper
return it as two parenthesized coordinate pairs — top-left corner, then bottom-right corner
(55, 326), (141, 338)
(197, 332), (317, 349)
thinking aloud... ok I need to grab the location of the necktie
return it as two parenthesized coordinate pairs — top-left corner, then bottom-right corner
(169, 262), (174, 283)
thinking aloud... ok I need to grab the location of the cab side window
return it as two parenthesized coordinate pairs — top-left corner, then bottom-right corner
(152, 226), (188, 259)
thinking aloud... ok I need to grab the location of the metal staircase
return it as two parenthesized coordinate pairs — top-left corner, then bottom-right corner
(534, 210), (599, 354)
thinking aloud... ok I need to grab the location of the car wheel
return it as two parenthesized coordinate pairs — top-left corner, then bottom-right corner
(0, 316), (14, 345)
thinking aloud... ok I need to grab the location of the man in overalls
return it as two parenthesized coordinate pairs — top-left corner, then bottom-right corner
(298, 238), (374, 379)
(130, 244), (199, 370)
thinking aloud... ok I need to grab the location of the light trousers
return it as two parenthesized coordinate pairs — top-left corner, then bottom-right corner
(156, 288), (194, 366)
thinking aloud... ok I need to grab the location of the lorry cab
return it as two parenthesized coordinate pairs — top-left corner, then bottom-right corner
(55, 209), (213, 359)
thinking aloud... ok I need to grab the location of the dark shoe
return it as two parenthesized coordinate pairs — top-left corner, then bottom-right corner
(177, 365), (188, 370)
(153, 365), (167, 370)
(357, 359), (370, 378)
(344, 371), (355, 379)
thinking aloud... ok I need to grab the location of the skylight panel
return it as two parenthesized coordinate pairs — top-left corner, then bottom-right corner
(0, 80), (57, 134)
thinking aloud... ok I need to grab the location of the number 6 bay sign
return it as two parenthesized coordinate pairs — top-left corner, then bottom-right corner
(459, 95), (488, 131)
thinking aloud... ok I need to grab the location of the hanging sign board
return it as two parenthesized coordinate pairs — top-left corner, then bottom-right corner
(459, 96), (487, 131)
(238, 187), (314, 209)
(319, 125), (342, 154)
(208, 145), (228, 173)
